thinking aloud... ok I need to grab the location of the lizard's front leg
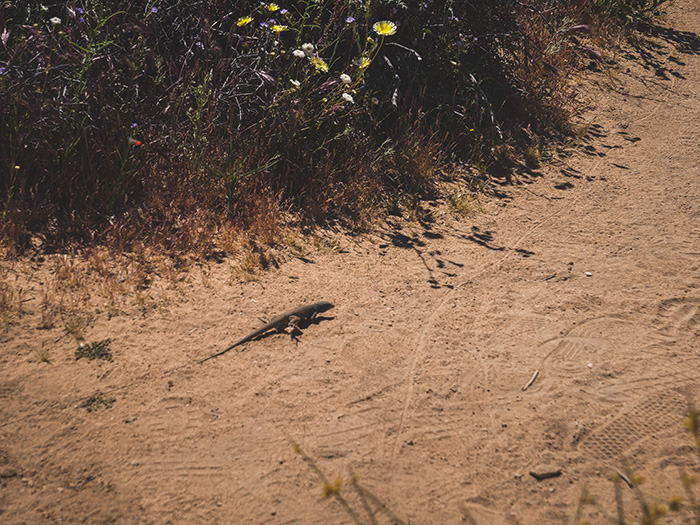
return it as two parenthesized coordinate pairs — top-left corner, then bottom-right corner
(284, 315), (303, 340)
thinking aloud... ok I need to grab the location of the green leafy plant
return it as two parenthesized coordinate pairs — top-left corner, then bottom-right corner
(75, 338), (113, 361)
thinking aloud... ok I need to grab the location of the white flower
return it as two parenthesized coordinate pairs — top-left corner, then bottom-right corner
(371, 97), (379, 105)
(342, 93), (354, 104)
(290, 79), (300, 88)
(41, 5), (48, 11)
(292, 49), (305, 58)
(301, 43), (314, 56)
(50, 17), (61, 25)
(340, 73), (351, 85)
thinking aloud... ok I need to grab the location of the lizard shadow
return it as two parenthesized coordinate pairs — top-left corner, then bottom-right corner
(243, 314), (335, 345)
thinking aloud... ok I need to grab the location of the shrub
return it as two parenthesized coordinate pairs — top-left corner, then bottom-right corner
(0, 1), (661, 254)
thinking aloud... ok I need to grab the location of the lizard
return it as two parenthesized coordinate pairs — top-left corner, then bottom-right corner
(198, 301), (334, 364)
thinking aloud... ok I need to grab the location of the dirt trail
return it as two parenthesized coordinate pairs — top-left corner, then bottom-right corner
(2, 2), (700, 523)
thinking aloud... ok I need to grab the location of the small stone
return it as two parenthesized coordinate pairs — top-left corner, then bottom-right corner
(585, 271), (593, 277)
(530, 464), (562, 481)
(0, 466), (18, 478)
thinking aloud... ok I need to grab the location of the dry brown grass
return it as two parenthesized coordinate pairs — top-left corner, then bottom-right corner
(0, 266), (28, 332)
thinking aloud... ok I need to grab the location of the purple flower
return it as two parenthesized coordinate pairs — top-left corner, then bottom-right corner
(151, 7), (158, 13)
(260, 21), (268, 28)
(0, 67), (7, 75)
(196, 41), (204, 49)
(75, 7), (84, 14)
(131, 122), (138, 128)
(346, 16), (355, 23)
(79, 17), (85, 22)
(280, 9), (288, 14)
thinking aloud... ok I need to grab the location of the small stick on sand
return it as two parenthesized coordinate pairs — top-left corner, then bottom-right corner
(522, 370), (539, 391)
(616, 469), (634, 488)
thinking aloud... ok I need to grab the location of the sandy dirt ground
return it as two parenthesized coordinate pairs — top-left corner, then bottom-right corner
(2, 2), (700, 523)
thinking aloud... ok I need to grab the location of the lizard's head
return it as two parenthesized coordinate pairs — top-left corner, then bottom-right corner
(316, 301), (334, 313)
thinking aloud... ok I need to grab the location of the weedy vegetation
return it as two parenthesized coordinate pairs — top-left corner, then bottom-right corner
(290, 437), (409, 525)
(75, 338), (113, 361)
(0, 0), (672, 260)
(79, 392), (116, 412)
(34, 346), (51, 363)
(448, 191), (482, 217)
(0, 275), (22, 330)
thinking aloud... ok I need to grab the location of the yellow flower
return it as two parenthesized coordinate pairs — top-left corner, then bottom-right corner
(310, 56), (329, 73)
(373, 20), (397, 36)
(271, 24), (288, 33)
(236, 16), (253, 26)
(266, 3), (280, 11)
(358, 57), (371, 69)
